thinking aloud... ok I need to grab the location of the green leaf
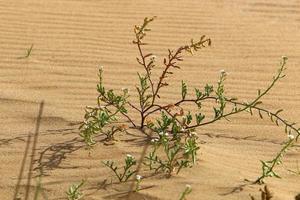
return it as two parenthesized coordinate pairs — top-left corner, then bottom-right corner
(195, 88), (202, 100)
(204, 84), (213, 96)
(186, 112), (193, 125)
(213, 107), (220, 118)
(195, 113), (205, 125)
(181, 81), (187, 100)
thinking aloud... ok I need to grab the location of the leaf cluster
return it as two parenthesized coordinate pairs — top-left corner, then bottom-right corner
(103, 155), (137, 182)
(79, 68), (130, 144)
(144, 122), (199, 176)
(66, 180), (85, 200)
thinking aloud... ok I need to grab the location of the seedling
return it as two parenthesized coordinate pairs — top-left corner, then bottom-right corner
(17, 44), (34, 59)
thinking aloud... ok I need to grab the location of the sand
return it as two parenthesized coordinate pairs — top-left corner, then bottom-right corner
(1, 0), (300, 199)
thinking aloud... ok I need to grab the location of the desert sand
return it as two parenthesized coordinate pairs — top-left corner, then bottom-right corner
(1, 0), (300, 199)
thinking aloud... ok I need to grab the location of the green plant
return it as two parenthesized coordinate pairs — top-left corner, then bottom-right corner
(103, 154), (137, 182)
(79, 77), (129, 144)
(135, 175), (142, 192)
(179, 184), (192, 200)
(144, 126), (199, 176)
(66, 180), (84, 200)
(17, 44), (34, 59)
(255, 135), (295, 183)
(80, 16), (300, 181)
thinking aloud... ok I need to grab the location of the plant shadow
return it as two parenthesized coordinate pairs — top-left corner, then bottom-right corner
(34, 137), (85, 176)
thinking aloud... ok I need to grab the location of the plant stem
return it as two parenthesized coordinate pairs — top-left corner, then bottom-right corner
(255, 138), (294, 183)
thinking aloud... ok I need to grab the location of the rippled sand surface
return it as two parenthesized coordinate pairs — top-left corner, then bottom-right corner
(1, 1), (300, 199)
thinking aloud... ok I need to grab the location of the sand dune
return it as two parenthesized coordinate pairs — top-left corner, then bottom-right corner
(1, 0), (300, 199)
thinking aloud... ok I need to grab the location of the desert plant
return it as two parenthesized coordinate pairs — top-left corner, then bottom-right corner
(66, 180), (84, 200)
(79, 79), (129, 144)
(144, 128), (199, 176)
(255, 134), (295, 183)
(18, 44), (34, 59)
(135, 175), (142, 192)
(102, 154), (137, 182)
(179, 185), (192, 200)
(80, 16), (300, 181)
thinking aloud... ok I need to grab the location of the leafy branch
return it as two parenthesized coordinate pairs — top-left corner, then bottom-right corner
(66, 180), (85, 200)
(132, 16), (211, 128)
(255, 136), (295, 184)
(102, 154), (137, 182)
(144, 126), (199, 176)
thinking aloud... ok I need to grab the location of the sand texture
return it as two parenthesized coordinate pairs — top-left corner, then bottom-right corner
(1, 0), (300, 199)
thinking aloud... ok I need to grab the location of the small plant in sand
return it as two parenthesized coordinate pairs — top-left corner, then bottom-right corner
(135, 174), (142, 192)
(17, 44), (34, 59)
(102, 154), (137, 182)
(179, 184), (192, 200)
(80, 16), (300, 184)
(66, 180), (84, 200)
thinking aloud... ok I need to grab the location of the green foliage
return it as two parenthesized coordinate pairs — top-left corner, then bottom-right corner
(184, 136), (199, 164)
(135, 175), (142, 192)
(80, 16), (300, 183)
(255, 136), (295, 183)
(144, 127), (199, 176)
(181, 81), (187, 100)
(137, 73), (152, 110)
(102, 154), (137, 182)
(195, 113), (205, 125)
(66, 180), (84, 200)
(17, 44), (34, 59)
(79, 107), (116, 145)
(214, 70), (227, 118)
(79, 68), (130, 145)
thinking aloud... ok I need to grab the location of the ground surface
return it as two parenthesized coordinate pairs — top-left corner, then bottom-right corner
(1, 0), (300, 199)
